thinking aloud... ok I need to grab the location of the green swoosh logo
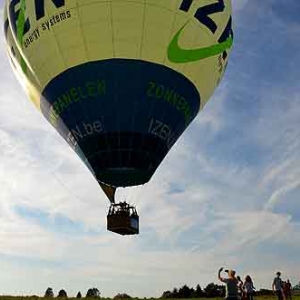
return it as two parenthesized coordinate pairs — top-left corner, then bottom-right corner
(17, 0), (27, 73)
(168, 22), (233, 63)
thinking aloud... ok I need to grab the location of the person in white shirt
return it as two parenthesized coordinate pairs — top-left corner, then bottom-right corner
(237, 276), (244, 300)
(272, 271), (284, 300)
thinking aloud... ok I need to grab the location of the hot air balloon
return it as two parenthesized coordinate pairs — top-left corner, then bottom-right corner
(4, 0), (233, 235)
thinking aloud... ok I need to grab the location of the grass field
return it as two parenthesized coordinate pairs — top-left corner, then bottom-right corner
(1, 297), (300, 300)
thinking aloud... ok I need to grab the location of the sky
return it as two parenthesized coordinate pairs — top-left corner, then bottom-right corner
(1, 0), (300, 297)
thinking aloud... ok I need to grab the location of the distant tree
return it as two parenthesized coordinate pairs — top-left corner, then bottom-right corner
(195, 284), (204, 297)
(161, 291), (173, 298)
(190, 288), (196, 298)
(57, 289), (68, 298)
(76, 292), (82, 298)
(45, 288), (54, 298)
(172, 288), (179, 298)
(86, 288), (100, 298)
(218, 285), (225, 297)
(293, 283), (300, 291)
(113, 293), (132, 299)
(178, 285), (192, 298)
(204, 283), (224, 298)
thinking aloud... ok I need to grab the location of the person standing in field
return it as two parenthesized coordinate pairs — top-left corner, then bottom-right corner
(237, 276), (245, 300)
(218, 267), (239, 300)
(272, 271), (284, 300)
(283, 279), (292, 300)
(243, 275), (256, 300)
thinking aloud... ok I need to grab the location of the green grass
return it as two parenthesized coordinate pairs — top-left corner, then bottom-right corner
(1, 297), (300, 300)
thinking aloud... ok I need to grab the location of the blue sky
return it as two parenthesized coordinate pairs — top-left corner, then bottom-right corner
(1, 0), (300, 297)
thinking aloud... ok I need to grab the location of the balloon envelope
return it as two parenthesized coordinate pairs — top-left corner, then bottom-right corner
(4, 0), (233, 189)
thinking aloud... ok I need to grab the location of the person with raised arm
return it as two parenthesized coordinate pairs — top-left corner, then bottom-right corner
(218, 267), (239, 300)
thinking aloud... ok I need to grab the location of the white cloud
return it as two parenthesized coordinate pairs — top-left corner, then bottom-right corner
(264, 180), (300, 211)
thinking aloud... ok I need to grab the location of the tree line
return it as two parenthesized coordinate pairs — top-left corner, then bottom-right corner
(44, 288), (133, 299)
(44, 288), (100, 298)
(39, 281), (300, 299)
(161, 283), (225, 298)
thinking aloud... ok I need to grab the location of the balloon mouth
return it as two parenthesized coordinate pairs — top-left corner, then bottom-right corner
(98, 169), (151, 187)
(86, 132), (169, 187)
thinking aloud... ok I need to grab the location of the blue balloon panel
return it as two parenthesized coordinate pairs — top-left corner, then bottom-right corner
(41, 59), (200, 187)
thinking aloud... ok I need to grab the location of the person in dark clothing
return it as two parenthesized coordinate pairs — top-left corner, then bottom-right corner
(283, 279), (292, 300)
(272, 272), (284, 300)
(218, 267), (239, 300)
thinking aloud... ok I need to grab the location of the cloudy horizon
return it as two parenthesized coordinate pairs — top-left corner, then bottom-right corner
(1, 0), (300, 297)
